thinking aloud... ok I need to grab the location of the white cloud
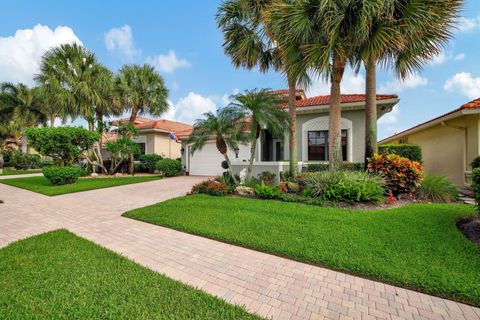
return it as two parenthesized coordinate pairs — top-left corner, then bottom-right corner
(430, 51), (451, 65)
(104, 25), (139, 61)
(146, 50), (190, 74)
(168, 92), (217, 124)
(378, 106), (399, 125)
(0, 24), (82, 85)
(444, 72), (480, 99)
(379, 74), (428, 93)
(306, 70), (365, 96)
(454, 53), (465, 61)
(457, 16), (480, 32)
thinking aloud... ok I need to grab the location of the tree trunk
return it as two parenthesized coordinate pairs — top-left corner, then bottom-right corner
(50, 115), (55, 128)
(128, 108), (138, 175)
(287, 76), (298, 178)
(364, 59), (377, 169)
(246, 123), (260, 180)
(222, 152), (237, 184)
(328, 54), (346, 171)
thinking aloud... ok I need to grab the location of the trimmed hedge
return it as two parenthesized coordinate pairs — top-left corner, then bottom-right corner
(156, 158), (181, 177)
(305, 162), (364, 172)
(140, 154), (163, 173)
(378, 144), (422, 162)
(42, 166), (83, 185)
(472, 168), (480, 212)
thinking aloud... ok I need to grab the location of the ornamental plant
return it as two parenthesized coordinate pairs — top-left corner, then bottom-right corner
(368, 153), (423, 197)
(43, 166), (83, 185)
(191, 180), (229, 196)
(155, 158), (181, 177)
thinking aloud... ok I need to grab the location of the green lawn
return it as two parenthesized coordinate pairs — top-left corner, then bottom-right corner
(0, 230), (258, 319)
(0, 169), (42, 176)
(124, 195), (480, 306)
(0, 176), (161, 196)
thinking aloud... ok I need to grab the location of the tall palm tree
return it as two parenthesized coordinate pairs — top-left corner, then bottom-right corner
(227, 89), (290, 179)
(216, 0), (308, 178)
(115, 64), (169, 173)
(35, 43), (114, 131)
(268, 0), (362, 170)
(356, 0), (462, 165)
(186, 108), (245, 183)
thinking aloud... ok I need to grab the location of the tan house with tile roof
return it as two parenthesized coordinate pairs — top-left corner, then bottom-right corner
(181, 90), (399, 178)
(380, 97), (480, 187)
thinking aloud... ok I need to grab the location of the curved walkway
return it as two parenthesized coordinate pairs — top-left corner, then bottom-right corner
(0, 176), (479, 320)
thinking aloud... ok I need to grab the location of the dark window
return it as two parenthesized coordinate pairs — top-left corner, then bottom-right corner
(308, 130), (347, 161)
(134, 143), (146, 160)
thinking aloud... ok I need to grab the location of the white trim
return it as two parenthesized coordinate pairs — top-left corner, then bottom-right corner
(301, 116), (353, 162)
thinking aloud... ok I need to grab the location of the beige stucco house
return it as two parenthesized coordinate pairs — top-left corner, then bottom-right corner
(181, 90), (399, 178)
(380, 97), (480, 187)
(104, 117), (192, 160)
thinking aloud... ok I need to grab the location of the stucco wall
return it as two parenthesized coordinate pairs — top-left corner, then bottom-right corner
(150, 132), (182, 159)
(383, 114), (479, 186)
(294, 110), (366, 163)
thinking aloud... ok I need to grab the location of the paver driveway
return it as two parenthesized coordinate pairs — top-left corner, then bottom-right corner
(0, 176), (479, 320)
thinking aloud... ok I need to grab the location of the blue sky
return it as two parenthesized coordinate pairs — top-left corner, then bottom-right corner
(1, 0), (480, 139)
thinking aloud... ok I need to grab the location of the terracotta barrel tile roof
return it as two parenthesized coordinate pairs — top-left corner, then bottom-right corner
(134, 119), (192, 133)
(279, 93), (398, 109)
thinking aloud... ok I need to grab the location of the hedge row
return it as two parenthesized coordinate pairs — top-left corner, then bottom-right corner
(378, 144), (422, 162)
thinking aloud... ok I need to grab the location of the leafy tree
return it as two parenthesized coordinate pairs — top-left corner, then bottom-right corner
(26, 127), (100, 166)
(104, 122), (140, 174)
(216, 0), (309, 178)
(115, 64), (169, 173)
(186, 109), (246, 183)
(228, 89), (290, 179)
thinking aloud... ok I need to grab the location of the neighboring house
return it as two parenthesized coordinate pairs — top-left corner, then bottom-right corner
(104, 117), (192, 160)
(380, 97), (480, 187)
(181, 90), (399, 178)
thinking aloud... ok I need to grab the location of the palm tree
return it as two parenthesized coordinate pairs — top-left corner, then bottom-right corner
(187, 108), (245, 183)
(216, 0), (309, 178)
(356, 0), (462, 165)
(115, 64), (169, 173)
(227, 89), (290, 179)
(35, 43), (114, 131)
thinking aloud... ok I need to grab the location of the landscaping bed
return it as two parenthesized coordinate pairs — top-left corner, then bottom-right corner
(0, 175), (161, 196)
(124, 194), (480, 306)
(0, 230), (258, 319)
(0, 169), (42, 176)
(457, 216), (480, 244)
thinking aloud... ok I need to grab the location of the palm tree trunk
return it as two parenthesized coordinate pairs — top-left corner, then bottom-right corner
(287, 76), (298, 178)
(364, 59), (377, 169)
(222, 152), (237, 184)
(50, 115), (55, 127)
(328, 54), (346, 171)
(128, 108), (139, 175)
(247, 123), (260, 180)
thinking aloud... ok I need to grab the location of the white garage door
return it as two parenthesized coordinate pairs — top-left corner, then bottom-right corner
(188, 142), (225, 176)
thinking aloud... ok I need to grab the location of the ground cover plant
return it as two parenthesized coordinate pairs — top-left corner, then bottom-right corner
(0, 230), (258, 319)
(0, 175), (161, 196)
(0, 169), (42, 175)
(124, 195), (480, 306)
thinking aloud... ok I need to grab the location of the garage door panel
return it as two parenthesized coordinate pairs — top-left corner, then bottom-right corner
(189, 143), (224, 176)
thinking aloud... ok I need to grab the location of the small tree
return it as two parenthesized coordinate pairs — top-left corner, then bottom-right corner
(26, 127), (99, 166)
(104, 123), (140, 174)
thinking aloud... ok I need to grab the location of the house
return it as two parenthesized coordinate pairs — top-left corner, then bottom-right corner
(105, 117), (192, 160)
(380, 97), (480, 187)
(181, 90), (399, 178)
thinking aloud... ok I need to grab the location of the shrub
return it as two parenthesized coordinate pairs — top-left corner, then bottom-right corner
(140, 154), (163, 173)
(156, 158), (181, 177)
(26, 127), (100, 166)
(378, 144), (422, 162)
(306, 162), (364, 172)
(471, 156), (480, 170)
(42, 166), (83, 185)
(254, 181), (282, 199)
(303, 170), (385, 203)
(418, 175), (458, 203)
(191, 180), (229, 196)
(11, 153), (41, 169)
(257, 171), (276, 185)
(368, 153), (423, 197)
(1, 149), (15, 166)
(471, 168), (480, 212)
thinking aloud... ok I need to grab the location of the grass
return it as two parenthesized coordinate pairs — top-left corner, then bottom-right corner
(0, 176), (161, 196)
(0, 230), (258, 319)
(124, 194), (480, 306)
(0, 169), (42, 175)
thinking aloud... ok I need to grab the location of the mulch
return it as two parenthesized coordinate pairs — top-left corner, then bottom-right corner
(457, 216), (480, 244)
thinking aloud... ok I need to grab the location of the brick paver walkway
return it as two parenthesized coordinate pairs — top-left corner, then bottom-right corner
(0, 176), (479, 320)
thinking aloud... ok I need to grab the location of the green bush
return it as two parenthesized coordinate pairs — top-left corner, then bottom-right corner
(302, 170), (385, 203)
(378, 144), (422, 162)
(471, 156), (480, 170)
(472, 168), (480, 212)
(191, 180), (230, 196)
(306, 162), (364, 172)
(257, 171), (276, 185)
(11, 153), (41, 169)
(1, 149), (15, 166)
(254, 181), (282, 199)
(156, 158), (181, 177)
(418, 175), (458, 203)
(140, 154), (163, 173)
(42, 166), (83, 185)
